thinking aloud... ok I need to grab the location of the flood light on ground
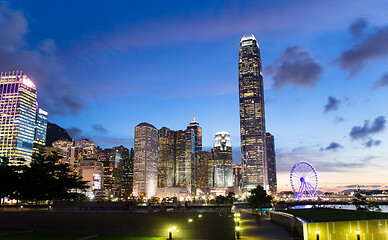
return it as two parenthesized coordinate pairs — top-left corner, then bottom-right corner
(198, 214), (202, 218)
(188, 218), (193, 222)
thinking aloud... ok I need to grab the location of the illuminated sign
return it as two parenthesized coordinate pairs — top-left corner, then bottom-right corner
(22, 76), (35, 88)
(93, 173), (101, 190)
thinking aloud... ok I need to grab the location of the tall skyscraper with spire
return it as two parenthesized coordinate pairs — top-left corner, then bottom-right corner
(186, 113), (202, 189)
(238, 34), (268, 190)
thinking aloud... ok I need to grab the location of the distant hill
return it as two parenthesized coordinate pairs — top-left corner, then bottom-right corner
(46, 122), (72, 146)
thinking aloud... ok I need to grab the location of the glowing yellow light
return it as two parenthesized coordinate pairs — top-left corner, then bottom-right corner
(198, 214), (202, 218)
(172, 227), (176, 230)
(236, 226), (240, 231)
(316, 231), (320, 234)
(168, 228), (172, 232)
(356, 230), (361, 234)
(176, 230), (179, 232)
(188, 219), (193, 222)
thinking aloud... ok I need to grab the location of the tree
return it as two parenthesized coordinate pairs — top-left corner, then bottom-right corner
(19, 152), (89, 205)
(352, 193), (381, 212)
(247, 185), (272, 214)
(0, 157), (25, 205)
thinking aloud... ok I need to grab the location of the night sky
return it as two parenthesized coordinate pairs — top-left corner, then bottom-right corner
(1, 0), (388, 192)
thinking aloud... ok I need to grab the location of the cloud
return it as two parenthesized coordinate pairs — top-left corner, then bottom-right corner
(349, 116), (386, 140)
(372, 73), (388, 88)
(323, 96), (341, 113)
(364, 139), (381, 148)
(349, 18), (367, 39)
(334, 116), (345, 123)
(266, 46), (322, 89)
(336, 23), (388, 76)
(0, 4), (84, 116)
(66, 127), (89, 141)
(92, 124), (108, 133)
(320, 142), (343, 151)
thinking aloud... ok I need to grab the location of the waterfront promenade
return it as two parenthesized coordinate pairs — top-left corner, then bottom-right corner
(239, 210), (291, 240)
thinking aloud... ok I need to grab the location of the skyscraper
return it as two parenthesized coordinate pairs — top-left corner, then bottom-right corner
(175, 129), (195, 192)
(133, 122), (158, 197)
(266, 132), (277, 194)
(186, 114), (202, 189)
(0, 71), (38, 164)
(33, 108), (48, 155)
(238, 34), (268, 190)
(158, 127), (175, 188)
(212, 131), (233, 187)
(196, 151), (212, 188)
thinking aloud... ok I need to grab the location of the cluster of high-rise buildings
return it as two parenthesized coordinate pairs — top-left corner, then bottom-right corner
(0, 71), (48, 164)
(0, 34), (277, 199)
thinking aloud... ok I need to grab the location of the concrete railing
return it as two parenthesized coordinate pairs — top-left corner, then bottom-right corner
(270, 210), (306, 238)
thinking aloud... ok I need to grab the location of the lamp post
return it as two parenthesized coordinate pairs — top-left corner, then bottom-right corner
(236, 226), (240, 239)
(356, 230), (361, 240)
(168, 228), (172, 240)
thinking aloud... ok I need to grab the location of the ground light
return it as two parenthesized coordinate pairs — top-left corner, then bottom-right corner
(198, 214), (202, 218)
(316, 230), (320, 240)
(356, 230), (361, 240)
(168, 226), (178, 240)
(188, 218), (193, 222)
(235, 226), (241, 239)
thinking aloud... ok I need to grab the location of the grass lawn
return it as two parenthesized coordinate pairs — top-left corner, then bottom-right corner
(0, 232), (87, 240)
(281, 208), (388, 222)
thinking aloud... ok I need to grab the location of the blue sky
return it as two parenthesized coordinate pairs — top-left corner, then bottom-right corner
(1, 0), (388, 191)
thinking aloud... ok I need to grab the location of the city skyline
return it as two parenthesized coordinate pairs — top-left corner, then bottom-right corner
(1, 0), (388, 192)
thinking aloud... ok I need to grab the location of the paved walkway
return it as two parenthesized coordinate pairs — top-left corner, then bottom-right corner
(238, 211), (291, 240)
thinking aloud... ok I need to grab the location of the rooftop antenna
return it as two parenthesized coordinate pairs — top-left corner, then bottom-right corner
(193, 112), (196, 122)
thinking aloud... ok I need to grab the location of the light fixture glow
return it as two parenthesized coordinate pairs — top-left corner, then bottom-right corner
(356, 230), (360, 234)
(316, 230), (320, 234)
(22, 76), (35, 88)
(188, 218), (193, 222)
(236, 226), (240, 231)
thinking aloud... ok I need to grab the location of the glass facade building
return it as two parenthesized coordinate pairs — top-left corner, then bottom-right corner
(33, 108), (48, 155)
(212, 131), (233, 187)
(186, 115), (202, 188)
(0, 71), (38, 164)
(266, 132), (277, 194)
(133, 122), (158, 197)
(238, 34), (268, 190)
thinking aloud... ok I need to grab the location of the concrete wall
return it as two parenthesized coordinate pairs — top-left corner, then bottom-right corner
(303, 219), (388, 240)
(270, 211), (306, 238)
(0, 211), (234, 239)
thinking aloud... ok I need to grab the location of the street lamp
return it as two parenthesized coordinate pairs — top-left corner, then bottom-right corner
(316, 230), (320, 240)
(168, 228), (172, 240)
(356, 230), (361, 240)
(235, 226), (241, 239)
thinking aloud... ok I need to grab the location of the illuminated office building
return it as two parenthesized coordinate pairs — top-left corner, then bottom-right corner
(175, 129), (195, 192)
(0, 71), (38, 164)
(197, 151), (212, 188)
(33, 108), (48, 155)
(133, 122), (158, 197)
(212, 131), (233, 187)
(78, 159), (104, 198)
(233, 164), (242, 187)
(238, 34), (268, 190)
(158, 127), (175, 188)
(186, 114), (202, 186)
(266, 132), (277, 194)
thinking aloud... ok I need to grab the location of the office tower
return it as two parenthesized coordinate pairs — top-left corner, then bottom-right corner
(197, 151), (213, 188)
(186, 114), (202, 188)
(266, 133), (277, 194)
(0, 71), (38, 164)
(133, 122), (158, 197)
(121, 148), (134, 197)
(52, 139), (73, 162)
(98, 147), (121, 197)
(175, 129), (195, 192)
(33, 108), (48, 155)
(212, 131), (233, 187)
(233, 164), (243, 187)
(78, 159), (104, 198)
(158, 127), (175, 188)
(239, 34), (268, 190)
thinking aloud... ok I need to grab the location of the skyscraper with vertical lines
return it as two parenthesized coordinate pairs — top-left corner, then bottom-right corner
(0, 71), (38, 164)
(238, 34), (268, 190)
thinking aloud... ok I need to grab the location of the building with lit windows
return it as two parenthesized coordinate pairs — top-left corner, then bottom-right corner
(78, 159), (104, 199)
(158, 127), (175, 188)
(0, 71), (38, 164)
(266, 132), (277, 194)
(233, 164), (242, 187)
(186, 114), (202, 187)
(133, 122), (158, 197)
(212, 131), (233, 187)
(196, 151), (212, 188)
(238, 34), (268, 190)
(33, 108), (48, 155)
(175, 129), (195, 193)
